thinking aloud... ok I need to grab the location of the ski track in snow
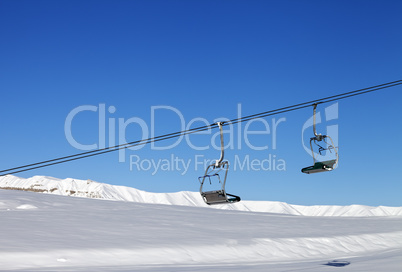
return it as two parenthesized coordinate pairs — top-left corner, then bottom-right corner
(0, 175), (402, 271)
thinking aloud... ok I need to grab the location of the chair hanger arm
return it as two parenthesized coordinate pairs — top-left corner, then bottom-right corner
(215, 122), (225, 167)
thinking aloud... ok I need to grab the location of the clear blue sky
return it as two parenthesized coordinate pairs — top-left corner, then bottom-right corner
(1, 0), (401, 206)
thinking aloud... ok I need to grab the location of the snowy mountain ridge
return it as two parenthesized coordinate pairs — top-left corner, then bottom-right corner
(1, 174), (401, 217)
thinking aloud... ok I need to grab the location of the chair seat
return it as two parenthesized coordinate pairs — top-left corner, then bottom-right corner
(301, 160), (337, 174)
(202, 191), (241, 205)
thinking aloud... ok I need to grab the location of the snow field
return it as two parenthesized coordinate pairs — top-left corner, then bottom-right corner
(0, 189), (401, 271)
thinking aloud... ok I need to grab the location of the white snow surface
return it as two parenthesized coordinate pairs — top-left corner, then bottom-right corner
(1, 175), (402, 217)
(1, 188), (402, 271)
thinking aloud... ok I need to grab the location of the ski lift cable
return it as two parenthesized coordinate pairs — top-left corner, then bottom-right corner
(228, 81), (402, 125)
(2, 105), (312, 176)
(1, 80), (401, 176)
(0, 124), (218, 174)
(0, 126), (214, 176)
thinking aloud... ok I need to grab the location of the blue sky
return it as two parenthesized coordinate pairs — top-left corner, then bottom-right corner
(1, 0), (401, 206)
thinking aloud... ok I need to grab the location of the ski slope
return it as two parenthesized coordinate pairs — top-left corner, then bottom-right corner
(1, 175), (402, 217)
(1, 189), (402, 271)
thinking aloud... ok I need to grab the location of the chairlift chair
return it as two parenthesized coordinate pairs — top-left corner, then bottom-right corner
(198, 122), (241, 205)
(301, 104), (339, 174)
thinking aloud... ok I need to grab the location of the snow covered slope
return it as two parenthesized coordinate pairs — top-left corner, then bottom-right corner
(1, 175), (401, 217)
(0, 189), (401, 271)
